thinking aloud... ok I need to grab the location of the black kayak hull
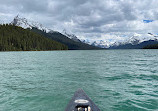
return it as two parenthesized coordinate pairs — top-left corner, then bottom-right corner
(65, 89), (100, 111)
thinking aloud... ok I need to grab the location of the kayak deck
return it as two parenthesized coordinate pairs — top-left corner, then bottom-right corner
(65, 89), (100, 111)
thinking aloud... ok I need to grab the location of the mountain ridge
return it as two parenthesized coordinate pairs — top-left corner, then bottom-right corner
(10, 15), (101, 50)
(31, 28), (102, 50)
(11, 15), (56, 33)
(82, 33), (158, 49)
(9, 15), (158, 49)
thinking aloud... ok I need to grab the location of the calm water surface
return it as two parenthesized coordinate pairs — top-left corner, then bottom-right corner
(0, 50), (158, 111)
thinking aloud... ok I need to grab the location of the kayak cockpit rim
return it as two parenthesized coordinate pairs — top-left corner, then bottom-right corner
(65, 88), (100, 111)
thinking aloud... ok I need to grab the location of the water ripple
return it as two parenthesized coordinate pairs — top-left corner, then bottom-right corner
(0, 50), (158, 111)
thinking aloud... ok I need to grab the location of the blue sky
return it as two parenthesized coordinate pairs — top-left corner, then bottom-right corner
(143, 20), (154, 23)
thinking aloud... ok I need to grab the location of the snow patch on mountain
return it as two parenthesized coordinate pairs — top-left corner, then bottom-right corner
(112, 33), (158, 47)
(91, 40), (111, 48)
(10, 15), (54, 33)
(81, 39), (112, 48)
(8, 15), (158, 49)
(62, 29), (81, 42)
(82, 33), (158, 48)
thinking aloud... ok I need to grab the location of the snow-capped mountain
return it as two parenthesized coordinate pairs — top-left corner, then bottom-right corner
(62, 30), (111, 48)
(62, 29), (81, 42)
(82, 39), (112, 48)
(111, 34), (142, 47)
(9, 15), (158, 49)
(10, 15), (97, 45)
(82, 33), (158, 48)
(90, 40), (110, 48)
(112, 33), (158, 47)
(10, 15), (54, 33)
(10, 15), (82, 42)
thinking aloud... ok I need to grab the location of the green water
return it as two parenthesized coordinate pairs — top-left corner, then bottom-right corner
(0, 50), (158, 111)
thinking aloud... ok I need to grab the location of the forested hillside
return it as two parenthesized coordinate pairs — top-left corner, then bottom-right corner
(0, 24), (68, 51)
(31, 28), (101, 50)
(143, 44), (158, 49)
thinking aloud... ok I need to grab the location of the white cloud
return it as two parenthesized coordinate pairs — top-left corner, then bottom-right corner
(0, 0), (158, 43)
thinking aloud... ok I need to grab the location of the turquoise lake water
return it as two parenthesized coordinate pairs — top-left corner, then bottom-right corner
(0, 50), (158, 111)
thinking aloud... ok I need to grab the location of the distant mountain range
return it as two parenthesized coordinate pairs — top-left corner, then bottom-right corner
(109, 33), (158, 49)
(1, 15), (158, 50)
(10, 15), (101, 50)
(82, 33), (158, 49)
(82, 40), (111, 48)
(110, 40), (158, 49)
(11, 15), (54, 33)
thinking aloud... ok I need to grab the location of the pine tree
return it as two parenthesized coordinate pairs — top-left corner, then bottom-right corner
(0, 24), (68, 51)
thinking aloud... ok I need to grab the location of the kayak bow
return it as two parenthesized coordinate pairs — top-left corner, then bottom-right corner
(65, 89), (100, 111)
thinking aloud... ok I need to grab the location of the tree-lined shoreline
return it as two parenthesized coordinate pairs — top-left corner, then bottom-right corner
(0, 24), (68, 51)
